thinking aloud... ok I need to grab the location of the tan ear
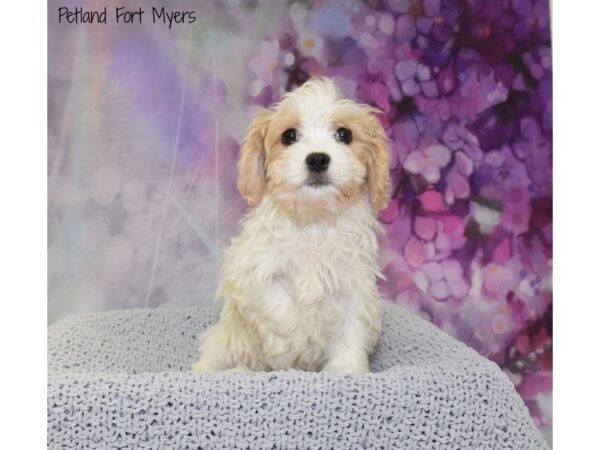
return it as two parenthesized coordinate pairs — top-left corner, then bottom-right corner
(237, 108), (272, 206)
(365, 110), (391, 211)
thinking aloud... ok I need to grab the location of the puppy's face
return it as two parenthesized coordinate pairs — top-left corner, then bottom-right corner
(238, 78), (390, 221)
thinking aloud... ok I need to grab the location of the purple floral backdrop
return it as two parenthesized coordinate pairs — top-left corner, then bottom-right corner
(48, 0), (551, 442)
(248, 0), (552, 436)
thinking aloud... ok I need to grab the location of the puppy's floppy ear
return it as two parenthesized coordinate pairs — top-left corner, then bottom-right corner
(237, 108), (272, 206)
(364, 108), (391, 211)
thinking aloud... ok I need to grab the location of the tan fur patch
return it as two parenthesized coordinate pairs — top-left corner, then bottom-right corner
(237, 108), (272, 206)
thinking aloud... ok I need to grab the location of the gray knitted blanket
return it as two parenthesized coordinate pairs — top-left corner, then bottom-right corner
(48, 303), (548, 449)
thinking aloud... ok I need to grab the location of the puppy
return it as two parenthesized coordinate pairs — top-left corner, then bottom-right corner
(192, 77), (390, 374)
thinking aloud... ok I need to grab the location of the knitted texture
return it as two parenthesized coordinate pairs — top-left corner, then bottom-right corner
(48, 304), (548, 449)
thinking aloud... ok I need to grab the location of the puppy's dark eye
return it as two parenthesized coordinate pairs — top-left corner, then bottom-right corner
(335, 127), (352, 145)
(282, 128), (298, 146)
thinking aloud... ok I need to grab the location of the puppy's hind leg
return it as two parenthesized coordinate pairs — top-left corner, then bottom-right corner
(191, 303), (263, 373)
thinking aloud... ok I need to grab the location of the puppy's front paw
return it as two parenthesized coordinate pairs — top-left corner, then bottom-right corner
(192, 359), (251, 374)
(322, 357), (370, 374)
(191, 359), (215, 374)
(224, 364), (251, 373)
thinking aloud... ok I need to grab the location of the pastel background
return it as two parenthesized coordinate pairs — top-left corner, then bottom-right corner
(48, 0), (552, 443)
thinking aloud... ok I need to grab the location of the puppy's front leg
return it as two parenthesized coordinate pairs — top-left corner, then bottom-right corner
(322, 296), (382, 374)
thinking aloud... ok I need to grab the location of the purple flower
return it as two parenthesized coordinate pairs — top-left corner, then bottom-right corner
(403, 143), (452, 184)
(529, 45), (552, 77)
(391, 0), (457, 43)
(514, 117), (551, 188)
(395, 59), (438, 97)
(419, 0), (460, 43)
(391, 0), (420, 41)
(442, 124), (483, 161)
(511, 0), (551, 42)
(388, 117), (423, 162)
(536, 77), (552, 133)
(414, 215), (437, 240)
(416, 259), (470, 301)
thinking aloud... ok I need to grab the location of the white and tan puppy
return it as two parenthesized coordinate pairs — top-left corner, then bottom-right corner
(192, 77), (390, 374)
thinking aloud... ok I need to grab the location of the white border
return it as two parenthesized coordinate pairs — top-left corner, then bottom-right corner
(0, 0), (598, 447)
(0, 1), (47, 447)
(553, 0), (600, 447)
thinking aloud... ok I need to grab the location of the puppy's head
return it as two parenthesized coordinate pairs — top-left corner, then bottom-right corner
(238, 77), (390, 221)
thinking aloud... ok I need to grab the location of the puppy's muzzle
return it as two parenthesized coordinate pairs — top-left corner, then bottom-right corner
(306, 153), (330, 173)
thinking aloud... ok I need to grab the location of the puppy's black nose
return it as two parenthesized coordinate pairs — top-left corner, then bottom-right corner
(305, 153), (330, 173)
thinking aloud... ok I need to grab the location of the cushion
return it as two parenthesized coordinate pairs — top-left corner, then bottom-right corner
(48, 303), (548, 449)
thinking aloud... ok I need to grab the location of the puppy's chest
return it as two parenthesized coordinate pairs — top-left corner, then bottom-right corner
(271, 225), (358, 300)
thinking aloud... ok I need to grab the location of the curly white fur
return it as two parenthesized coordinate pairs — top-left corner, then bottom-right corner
(192, 78), (390, 374)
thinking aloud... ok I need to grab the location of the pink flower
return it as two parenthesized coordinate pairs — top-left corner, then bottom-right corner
(508, 295), (530, 326)
(380, 197), (401, 224)
(403, 236), (426, 270)
(414, 216), (437, 240)
(492, 237), (511, 264)
(434, 215), (467, 256)
(419, 259), (470, 301)
(482, 263), (516, 299)
(445, 151), (474, 205)
(403, 143), (452, 184)
(417, 189), (447, 212)
(440, 215), (465, 239)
